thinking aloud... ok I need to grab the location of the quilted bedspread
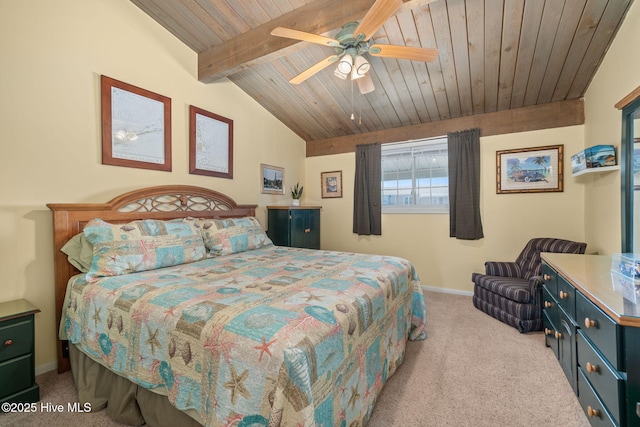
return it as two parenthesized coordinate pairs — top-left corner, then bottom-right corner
(61, 245), (427, 427)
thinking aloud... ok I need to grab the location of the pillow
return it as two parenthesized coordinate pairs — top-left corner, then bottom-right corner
(83, 217), (202, 244)
(82, 218), (206, 281)
(85, 234), (207, 282)
(200, 217), (272, 256)
(61, 233), (94, 272)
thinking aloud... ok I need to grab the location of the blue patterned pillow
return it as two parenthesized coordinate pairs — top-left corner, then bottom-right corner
(83, 218), (206, 281)
(199, 217), (272, 256)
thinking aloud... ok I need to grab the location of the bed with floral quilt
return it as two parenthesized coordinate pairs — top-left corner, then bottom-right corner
(48, 185), (426, 427)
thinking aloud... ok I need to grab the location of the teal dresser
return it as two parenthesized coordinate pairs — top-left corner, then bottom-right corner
(542, 254), (640, 427)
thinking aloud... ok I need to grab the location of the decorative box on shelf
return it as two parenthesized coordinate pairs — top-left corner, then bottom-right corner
(571, 144), (617, 176)
(611, 253), (640, 302)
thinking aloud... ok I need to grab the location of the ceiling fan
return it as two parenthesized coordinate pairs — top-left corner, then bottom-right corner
(270, 0), (439, 94)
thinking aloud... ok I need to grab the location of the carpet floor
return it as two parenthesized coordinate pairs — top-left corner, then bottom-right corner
(0, 291), (590, 427)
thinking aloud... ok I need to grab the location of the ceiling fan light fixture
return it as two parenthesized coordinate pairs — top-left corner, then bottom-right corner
(337, 55), (353, 74)
(351, 55), (370, 79)
(334, 67), (349, 80)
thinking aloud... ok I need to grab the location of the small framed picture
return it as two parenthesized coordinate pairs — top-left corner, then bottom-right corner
(496, 144), (563, 194)
(321, 170), (343, 198)
(261, 164), (285, 194)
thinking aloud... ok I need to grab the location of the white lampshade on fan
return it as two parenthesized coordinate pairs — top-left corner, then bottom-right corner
(351, 55), (370, 80)
(337, 55), (353, 73)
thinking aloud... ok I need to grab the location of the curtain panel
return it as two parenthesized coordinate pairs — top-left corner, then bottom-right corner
(353, 143), (381, 235)
(447, 128), (484, 240)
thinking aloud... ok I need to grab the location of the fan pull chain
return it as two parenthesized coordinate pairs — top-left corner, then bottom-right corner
(350, 80), (355, 121)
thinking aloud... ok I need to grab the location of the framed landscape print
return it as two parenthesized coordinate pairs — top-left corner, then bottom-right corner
(496, 145), (563, 194)
(321, 170), (343, 198)
(261, 164), (284, 194)
(189, 106), (233, 179)
(101, 75), (171, 171)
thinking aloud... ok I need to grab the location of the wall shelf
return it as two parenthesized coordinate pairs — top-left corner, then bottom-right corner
(572, 165), (620, 177)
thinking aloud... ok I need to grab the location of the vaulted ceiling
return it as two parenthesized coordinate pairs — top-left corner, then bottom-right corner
(131, 0), (634, 155)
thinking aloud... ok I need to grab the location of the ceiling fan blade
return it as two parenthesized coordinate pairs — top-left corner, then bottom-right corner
(290, 55), (339, 85)
(271, 27), (342, 47)
(369, 44), (439, 62)
(353, 0), (403, 40)
(357, 73), (375, 94)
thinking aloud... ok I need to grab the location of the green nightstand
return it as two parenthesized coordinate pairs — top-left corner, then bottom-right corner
(0, 299), (40, 404)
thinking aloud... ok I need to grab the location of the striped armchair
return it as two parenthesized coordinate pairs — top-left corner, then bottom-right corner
(472, 238), (587, 333)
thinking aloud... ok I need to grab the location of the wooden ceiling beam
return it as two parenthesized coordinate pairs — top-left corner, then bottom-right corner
(305, 99), (585, 157)
(198, 0), (377, 83)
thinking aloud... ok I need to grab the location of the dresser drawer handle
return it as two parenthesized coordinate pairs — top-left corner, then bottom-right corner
(584, 317), (597, 329)
(543, 274), (552, 281)
(586, 362), (599, 374)
(559, 291), (568, 299)
(587, 406), (600, 418)
(554, 331), (562, 340)
(3, 339), (13, 347)
(544, 328), (553, 336)
(544, 301), (552, 308)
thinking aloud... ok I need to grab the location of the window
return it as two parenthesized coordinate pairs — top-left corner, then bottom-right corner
(381, 137), (448, 214)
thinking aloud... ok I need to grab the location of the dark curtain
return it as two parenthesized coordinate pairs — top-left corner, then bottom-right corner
(353, 143), (381, 235)
(447, 128), (484, 240)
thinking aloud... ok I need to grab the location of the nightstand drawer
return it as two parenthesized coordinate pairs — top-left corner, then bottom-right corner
(576, 291), (621, 370)
(577, 330), (624, 424)
(0, 354), (34, 398)
(0, 317), (34, 363)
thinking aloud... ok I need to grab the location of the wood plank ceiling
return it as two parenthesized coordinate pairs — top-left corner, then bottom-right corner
(131, 0), (634, 155)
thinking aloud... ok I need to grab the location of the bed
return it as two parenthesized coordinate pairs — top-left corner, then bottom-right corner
(48, 185), (426, 427)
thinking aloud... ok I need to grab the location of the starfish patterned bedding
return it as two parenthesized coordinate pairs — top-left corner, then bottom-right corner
(60, 244), (426, 426)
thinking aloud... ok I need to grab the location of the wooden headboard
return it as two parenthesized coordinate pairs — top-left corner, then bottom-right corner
(47, 185), (257, 373)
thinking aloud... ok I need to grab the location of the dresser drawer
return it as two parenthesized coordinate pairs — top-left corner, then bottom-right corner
(0, 316), (34, 363)
(557, 275), (576, 319)
(577, 330), (624, 424)
(543, 286), (558, 327)
(576, 291), (622, 370)
(578, 370), (618, 427)
(542, 262), (558, 299)
(0, 354), (34, 399)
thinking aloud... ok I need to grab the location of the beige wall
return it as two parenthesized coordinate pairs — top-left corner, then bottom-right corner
(305, 125), (586, 292)
(1, 1), (305, 372)
(583, 0), (640, 255)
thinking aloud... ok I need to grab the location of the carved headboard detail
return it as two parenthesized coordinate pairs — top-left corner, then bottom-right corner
(47, 185), (257, 372)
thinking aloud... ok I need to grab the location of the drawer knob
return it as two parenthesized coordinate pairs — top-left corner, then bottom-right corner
(554, 331), (562, 339)
(559, 291), (568, 299)
(543, 274), (552, 281)
(587, 406), (600, 418)
(544, 301), (552, 308)
(586, 362), (599, 374)
(544, 328), (553, 336)
(584, 317), (597, 329)
(3, 339), (13, 347)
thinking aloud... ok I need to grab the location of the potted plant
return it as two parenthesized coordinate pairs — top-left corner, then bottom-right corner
(291, 182), (303, 206)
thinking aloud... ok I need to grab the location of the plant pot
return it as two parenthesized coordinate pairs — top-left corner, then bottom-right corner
(292, 199), (300, 206)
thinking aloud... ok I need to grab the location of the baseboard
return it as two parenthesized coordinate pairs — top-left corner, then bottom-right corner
(36, 361), (58, 376)
(422, 285), (473, 297)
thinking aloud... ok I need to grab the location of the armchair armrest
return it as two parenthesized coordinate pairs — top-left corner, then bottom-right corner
(484, 261), (521, 277)
(528, 275), (544, 304)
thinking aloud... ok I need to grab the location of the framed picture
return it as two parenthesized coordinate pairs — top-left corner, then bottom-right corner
(496, 144), (563, 194)
(101, 75), (171, 171)
(261, 164), (285, 194)
(189, 106), (233, 179)
(321, 170), (343, 198)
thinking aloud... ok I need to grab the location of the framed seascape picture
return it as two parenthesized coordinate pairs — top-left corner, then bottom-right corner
(496, 145), (564, 194)
(321, 170), (343, 198)
(189, 106), (233, 179)
(101, 75), (171, 171)
(261, 164), (285, 194)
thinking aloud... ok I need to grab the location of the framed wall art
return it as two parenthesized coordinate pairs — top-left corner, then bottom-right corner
(261, 164), (284, 194)
(189, 106), (233, 179)
(496, 144), (563, 194)
(321, 170), (343, 198)
(101, 75), (171, 171)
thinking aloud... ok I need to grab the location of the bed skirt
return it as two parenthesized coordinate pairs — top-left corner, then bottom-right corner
(69, 344), (203, 427)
